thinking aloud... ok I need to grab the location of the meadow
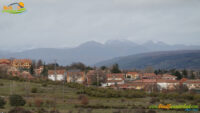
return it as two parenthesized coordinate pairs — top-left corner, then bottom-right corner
(0, 78), (199, 113)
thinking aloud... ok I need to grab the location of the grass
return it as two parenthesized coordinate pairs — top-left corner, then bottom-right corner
(0, 78), (199, 113)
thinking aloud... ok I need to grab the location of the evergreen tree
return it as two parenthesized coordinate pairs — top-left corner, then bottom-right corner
(173, 71), (182, 80)
(182, 69), (188, 78)
(29, 65), (34, 75)
(37, 59), (43, 68)
(41, 64), (48, 76)
(190, 71), (195, 79)
(111, 64), (121, 73)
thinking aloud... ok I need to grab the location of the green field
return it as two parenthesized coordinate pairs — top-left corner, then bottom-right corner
(0, 79), (199, 113)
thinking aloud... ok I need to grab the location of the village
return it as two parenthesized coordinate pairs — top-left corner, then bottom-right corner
(0, 58), (200, 93)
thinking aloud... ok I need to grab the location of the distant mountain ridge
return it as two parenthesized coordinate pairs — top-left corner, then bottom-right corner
(95, 50), (200, 70)
(0, 40), (200, 65)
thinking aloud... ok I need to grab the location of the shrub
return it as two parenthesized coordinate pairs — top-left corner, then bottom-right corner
(37, 108), (48, 113)
(42, 83), (47, 87)
(80, 95), (89, 105)
(147, 110), (156, 113)
(34, 99), (44, 108)
(0, 97), (6, 108)
(31, 88), (38, 93)
(45, 100), (55, 108)
(9, 95), (26, 107)
(0, 83), (4, 86)
(134, 109), (146, 113)
(50, 110), (60, 113)
(150, 98), (160, 104)
(8, 107), (31, 113)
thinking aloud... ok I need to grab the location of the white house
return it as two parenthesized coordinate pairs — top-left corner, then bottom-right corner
(157, 79), (179, 91)
(48, 70), (66, 81)
(102, 73), (125, 87)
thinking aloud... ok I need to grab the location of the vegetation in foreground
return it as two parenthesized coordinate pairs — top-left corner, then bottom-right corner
(0, 78), (200, 113)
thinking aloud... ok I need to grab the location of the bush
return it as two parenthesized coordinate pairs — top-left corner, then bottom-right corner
(37, 108), (48, 113)
(0, 83), (4, 86)
(150, 98), (160, 104)
(50, 110), (60, 113)
(31, 88), (38, 93)
(0, 97), (6, 108)
(34, 99), (44, 108)
(9, 95), (26, 107)
(147, 110), (156, 113)
(42, 83), (47, 87)
(8, 107), (31, 113)
(134, 109), (146, 113)
(80, 95), (89, 105)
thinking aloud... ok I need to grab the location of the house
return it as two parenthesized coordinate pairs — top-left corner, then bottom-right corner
(102, 73), (125, 87)
(12, 59), (32, 69)
(161, 74), (177, 80)
(86, 70), (106, 85)
(157, 79), (179, 91)
(140, 73), (159, 79)
(67, 70), (85, 84)
(110, 79), (157, 92)
(34, 66), (44, 76)
(125, 72), (139, 80)
(0, 59), (11, 65)
(7, 67), (20, 77)
(48, 70), (66, 81)
(183, 80), (200, 90)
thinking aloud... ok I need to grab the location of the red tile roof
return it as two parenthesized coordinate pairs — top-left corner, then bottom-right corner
(107, 73), (125, 78)
(126, 72), (138, 75)
(48, 70), (65, 75)
(162, 74), (177, 78)
(0, 59), (11, 64)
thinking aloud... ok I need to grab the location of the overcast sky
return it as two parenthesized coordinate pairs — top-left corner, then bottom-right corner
(0, 0), (200, 51)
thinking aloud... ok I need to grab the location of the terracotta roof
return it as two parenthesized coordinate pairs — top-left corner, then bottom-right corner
(48, 70), (65, 75)
(12, 59), (32, 64)
(180, 78), (188, 82)
(0, 59), (10, 64)
(133, 79), (157, 83)
(162, 74), (177, 78)
(184, 80), (200, 84)
(157, 79), (179, 83)
(133, 79), (179, 83)
(67, 71), (85, 77)
(107, 73), (125, 78)
(107, 80), (124, 83)
(126, 72), (139, 75)
(142, 73), (156, 76)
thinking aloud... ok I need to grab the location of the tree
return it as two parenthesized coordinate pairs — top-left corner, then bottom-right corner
(0, 97), (6, 108)
(29, 65), (34, 75)
(41, 64), (48, 76)
(182, 69), (188, 78)
(111, 64), (121, 73)
(190, 72), (195, 79)
(173, 71), (182, 80)
(9, 95), (26, 107)
(37, 60), (43, 68)
(69, 62), (86, 71)
(8, 107), (31, 113)
(100, 66), (107, 70)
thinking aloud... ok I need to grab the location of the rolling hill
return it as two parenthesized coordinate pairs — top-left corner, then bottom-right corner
(0, 40), (200, 65)
(95, 50), (200, 69)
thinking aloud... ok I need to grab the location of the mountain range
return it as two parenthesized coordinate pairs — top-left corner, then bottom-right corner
(95, 50), (200, 69)
(0, 40), (199, 66)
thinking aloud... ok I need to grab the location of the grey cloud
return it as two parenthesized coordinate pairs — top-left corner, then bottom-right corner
(0, 0), (200, 51)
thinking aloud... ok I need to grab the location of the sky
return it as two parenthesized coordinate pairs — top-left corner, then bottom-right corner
(0, 0), (200, 51)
